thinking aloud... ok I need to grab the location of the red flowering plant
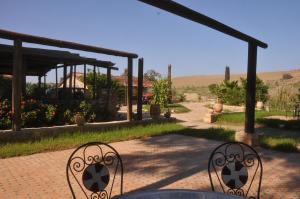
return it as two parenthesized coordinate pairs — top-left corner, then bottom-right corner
(21, 99), (46, 127)
(0, 99), (12, 130)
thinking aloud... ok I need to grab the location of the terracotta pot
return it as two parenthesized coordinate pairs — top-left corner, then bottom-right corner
(74, 114), (85, 126)
(150, 104), (161, 119)
(213, 103), (223, 113)
(256, 101), (264, 109)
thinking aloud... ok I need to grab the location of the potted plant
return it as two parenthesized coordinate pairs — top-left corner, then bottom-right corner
(74, 112), (85, 126)
(213, 98), (223, 113)
(150, 79), (168, 119)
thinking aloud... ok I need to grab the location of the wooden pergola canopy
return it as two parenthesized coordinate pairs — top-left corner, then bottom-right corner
(0, 29), (138, 58)
(0, 44), (117, 76)
(139, 0), (268, 49)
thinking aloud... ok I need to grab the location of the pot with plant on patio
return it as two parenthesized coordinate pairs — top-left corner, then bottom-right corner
(150, 78), (168, 119)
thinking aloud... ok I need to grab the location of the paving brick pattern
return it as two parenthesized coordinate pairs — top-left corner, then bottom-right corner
(0, 134), (299, 199)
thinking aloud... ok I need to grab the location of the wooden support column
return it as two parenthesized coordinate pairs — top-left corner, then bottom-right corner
(22, 60), (26, 97)
(137, 58), (144, 120)
(73, 65), (76, 94)
(43, 75), (46, 95)
(245, 43), (257, 134)
(84, 64), (87, 97)
(127, 58), (133, 121)
(12, 40), (22, 131)
(106, 68), (112, 113)
(55, 65), (58, 98)
(69, 66), (73, 97)
(167, 64), (172, 103)
(63, 65), (67, 98)
(93, 65), (96, 99)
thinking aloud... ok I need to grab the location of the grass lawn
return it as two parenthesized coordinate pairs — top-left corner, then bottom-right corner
(0, 122), (298, 158)
(215, 110), (287, 125)
(0, 123), (184, 158)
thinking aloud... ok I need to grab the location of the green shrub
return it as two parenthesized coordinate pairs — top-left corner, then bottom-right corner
(209, 80), (243, 105)
(0, 99), (12, 129)
(63, 109), (73, 124)
(241, 77), (269, 103)
(45, 104), (57, 124)
(152, 78), (168, 108)
(208, 77), (269, 105)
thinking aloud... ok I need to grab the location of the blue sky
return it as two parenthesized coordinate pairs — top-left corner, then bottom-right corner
(0, 0), (299, 82)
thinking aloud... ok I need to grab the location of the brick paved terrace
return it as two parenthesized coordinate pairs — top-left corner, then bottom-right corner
(0, 134), (299, 199)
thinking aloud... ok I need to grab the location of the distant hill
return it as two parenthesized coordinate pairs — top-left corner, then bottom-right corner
(172, 69), (300, 88)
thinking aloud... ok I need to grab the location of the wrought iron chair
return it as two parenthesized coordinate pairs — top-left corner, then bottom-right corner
(66, 142), (124, 199)
(208, 142), (263, 199)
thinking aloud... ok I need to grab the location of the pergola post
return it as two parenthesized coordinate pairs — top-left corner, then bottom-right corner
(73, 65), (76, 95)
(245, 43), (257, 134)
(55, 65), (58, 98)
(69, 66), (73, 97)
(63, 65), (67, 96)
(167, 64), (172, 103)
(22, 60), (26, 96)
(106, 68), (112, 114)
(43, 75), (46, 95)
(83, 64), (87, 98)
(93, 65), (96, 99)
(137, 58), (144, 120)
(12, 40), (22, 131)
(127, 58), (133, 121)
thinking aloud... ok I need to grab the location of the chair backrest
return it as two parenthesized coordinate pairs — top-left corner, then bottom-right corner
(66, 142), (123, 199)
(208, 142), (262, 199)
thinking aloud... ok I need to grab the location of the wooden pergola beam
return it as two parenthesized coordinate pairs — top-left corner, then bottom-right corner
(0, 29), (138, 58)
(138, 0), (268, 49)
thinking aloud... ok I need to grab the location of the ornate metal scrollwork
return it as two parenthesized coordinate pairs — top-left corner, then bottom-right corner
(208, 142), (263, 199)
(66, 142), (124, 199)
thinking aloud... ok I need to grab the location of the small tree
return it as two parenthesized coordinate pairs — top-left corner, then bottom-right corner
(144, 69), (161, 82)
(152, 78), (168, 108)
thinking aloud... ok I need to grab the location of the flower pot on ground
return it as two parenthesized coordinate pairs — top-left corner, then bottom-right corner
(74, 113), (85, 126)
(213, 99), (223, 113)
(256, 101), (264, 110)
(150, 104), (161, 119)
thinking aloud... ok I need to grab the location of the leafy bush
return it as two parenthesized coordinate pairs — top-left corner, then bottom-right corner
(209, 80), (243, 105)
(152, 78), (168, 108)
(240, 77), (269, 103)
(45, 104), (57, 124)
(208, 77), (269, 105)
(0, 99), (12, 129)
(63, 109), (73, 124)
